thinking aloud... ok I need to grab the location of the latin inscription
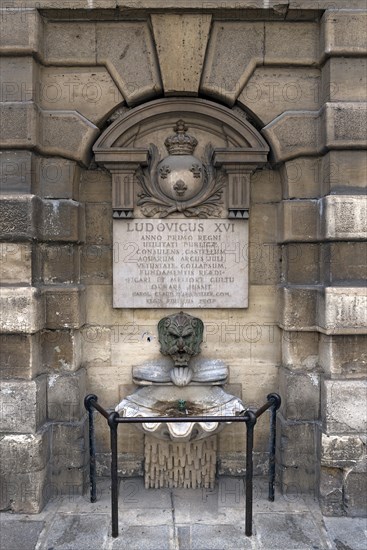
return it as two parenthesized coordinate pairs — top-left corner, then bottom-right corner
(113, 219), (248, 308)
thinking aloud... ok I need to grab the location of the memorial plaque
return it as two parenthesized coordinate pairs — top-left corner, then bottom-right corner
(113, 219), (248, 308)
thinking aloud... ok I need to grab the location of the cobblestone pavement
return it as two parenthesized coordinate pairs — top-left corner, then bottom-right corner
(0, 478), (366, 550)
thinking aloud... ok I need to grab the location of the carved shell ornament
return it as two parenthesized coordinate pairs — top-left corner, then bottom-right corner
(136, 120), (225, 218)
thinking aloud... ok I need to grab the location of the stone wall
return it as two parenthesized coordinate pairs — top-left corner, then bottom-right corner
(0, 1), (366, 516)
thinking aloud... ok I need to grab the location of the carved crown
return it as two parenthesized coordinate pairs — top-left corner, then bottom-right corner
(164, 120), (198, 155)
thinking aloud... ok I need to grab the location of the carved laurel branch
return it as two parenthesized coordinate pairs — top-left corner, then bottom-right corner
(136, 143), (225, 218)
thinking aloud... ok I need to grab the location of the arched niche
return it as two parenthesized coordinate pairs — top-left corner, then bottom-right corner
(93, 98), (270, 309)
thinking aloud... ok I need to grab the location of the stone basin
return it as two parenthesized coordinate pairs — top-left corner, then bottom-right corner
(115, 385), (245, 442)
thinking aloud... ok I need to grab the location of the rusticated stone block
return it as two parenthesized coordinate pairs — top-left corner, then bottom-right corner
(279, 367), (320, 421)
(279, 200), (319, 243)
(277, 286), (318, 331)
(42, 330), (81, 373)
(41, 66), (123, 126)
(0, 57), (38, 103)
(324, 102), (367, 149)
(322, 150), (367, 194)
(319, 466), (344, 516)
(40, 200), (85, 243)
(0, 427), (50, 475)
(85, 203), (111, 245)
(44, 285), (86, 330)
(0, 334), (41, 380)
(277, 414), (319, 492)
(344, 459), (367, 517)
(321, 434), (365, 469)
(239, 67), (320, 125)
(282, 243), (320, 285)
(152, 14), (211, 96)
(263, 112), (321, 163)
(79, 168), (111, 203)
(44, 22), (95, 65)
(282, 331), (319, 371)
(0, 8), (43, 55)
(0, 150), (33, 194)
(35, 157), (78, 199)
(0, 376), (47, 433)
(47, 368), (86, 422)
(80, 245), (112, 285)
(0, 103), (38, 149)
(0, 243), (32, 284)
(265, 22), (318, 66)
(321, 195), (367, 241)
(321, 9), (367, 60)
(322, 58), (367, 102)
(318, 287), (367, 335)
(322, 242), (367, 285)
(34, 244), (80, 285)
(281, 157), (321, 200)
(0, 287), (45, 334)
(322, 379), (367, 434)
(0, 466), (49, 514)
(40, 110), (99, 166)
(319, 334), (367, 378)
(0, 194), (41, 241)
(96, 22), (162, 105)
(201, 21), (264, 105)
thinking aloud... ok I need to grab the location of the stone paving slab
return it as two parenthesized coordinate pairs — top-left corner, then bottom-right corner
(39, 514), (111, 550)
(0, 520), (44, 550)
(323, 517), (367, 550)
(112, 525), (174, 550)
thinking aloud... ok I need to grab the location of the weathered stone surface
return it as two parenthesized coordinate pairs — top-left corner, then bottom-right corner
(279, 368), (320, 421)
(282, 243), (320, 285)
(80, 245), (112, 285)
(278, 200), (319, 242)
(151, 14), (211, 96)
(318, 287), (367, 335)
(35, 244), (80, 285)
(322, 150), (367, 194)
(0, 243), (32, 284)
(0, 334), (41, 380)
(249, 204), (279, 285)
(0, 428), (50, 474)
(322, 242), (367, 285)
(320, 466), (344, 516)
(44, 22), (95, 65)
(282, 331), (319, 371)
(0, 103), (38, 149)
(321, 9), (367, 59)
(240, 67), (320, 125)
(0, 520), (44, 549)
(344, 459), (367, 517)
(96, 22), (162, 105)
(0, 466), (49, 514)
(0, 150), (33, 194)
(41, 67), (123, 125)
(322, 379), (367, 434)
(51, 420), (87, 470)
(42, 330), (81, 373)
(265, 22), (318, 66)
(0, 57), (38, 103)
(79, 168), (111, 203)
(47, 368), (86, 422)
(253, 512), (325, 550)
(250, 168), (281, 204)
(321, 195), (367, 241)
(35, 157), (78, 199)
(201, 21), (264, 105)
(319, 334), (367, 378)
(40, 110), (99, 166)
(85, 203), (111, 245)
(322, 58), (367, 102)
(278, 286), (318, 331)
(321, 434), (365, 468)
(263, 111), (321, 163)
(44, 285), (86, 330)
(0, 194), (41, 241)
(0, 8), (43, 55)
(324, 102), (367, 149)
(0, 376), (47, 433)
(0, 287), (45, 334)
(40, 200), (85, 243)
(281, 157), (321, 200)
